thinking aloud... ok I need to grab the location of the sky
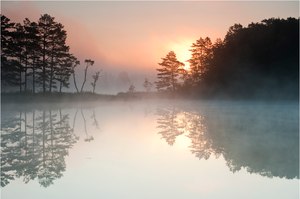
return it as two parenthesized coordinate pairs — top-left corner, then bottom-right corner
(2, 1), (299, 93)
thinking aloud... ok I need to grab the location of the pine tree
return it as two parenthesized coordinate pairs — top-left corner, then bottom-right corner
(12, 23), (26, 92)
(1, 14), (76, 93)
(23, 19), (41, 93)
(1, 15), (19, 92)
(188, 37), (212, 84)
(38, 14), (55, 93)
(155, 51), (184, 92)
(37, 14), (72, 93)
(56, 54), (74, 93)
(49, 23), (70, 92)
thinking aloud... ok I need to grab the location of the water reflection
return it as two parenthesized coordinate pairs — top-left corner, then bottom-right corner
(1, 109), (78, 187)
(156, 104), (299, 179)
(1, 102), (298, 189)
(156, 108), (184, 145)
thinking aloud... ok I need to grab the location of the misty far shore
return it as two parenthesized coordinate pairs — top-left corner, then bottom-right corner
(1, 91), (298, 105)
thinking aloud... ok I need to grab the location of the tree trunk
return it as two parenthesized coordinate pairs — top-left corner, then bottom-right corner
(73, 72), (79, 93)
(49, 55), (54, 92)
(80, 65), (88, 92)
(171, 72), (175, 92)
(24, 56), (28, 92)
(92, 80), (96, 94)
(19, 70), (22, 93)
(32, 59), (35, 93)
(59, 80), (62, 93)
(19, 56), (22, 93)
(42, 37), (46, 93)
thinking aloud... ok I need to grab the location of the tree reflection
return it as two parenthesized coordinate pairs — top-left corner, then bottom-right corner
(185, 112), (222, 160)
(80, 108), (94, 142)
(156, 107), (184, 145)
(156, 105), (299, 179)
(1, 109), (78, 187)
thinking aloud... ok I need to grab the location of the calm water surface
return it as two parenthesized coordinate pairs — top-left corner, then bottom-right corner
(1, 100), (299, 199)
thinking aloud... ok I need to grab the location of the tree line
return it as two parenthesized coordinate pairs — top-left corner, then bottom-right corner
(155, 17), (299, 99)
(1, 14), (101, 94)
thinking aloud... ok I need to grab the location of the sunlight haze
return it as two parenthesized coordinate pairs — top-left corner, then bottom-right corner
(2, 1), (298, 93)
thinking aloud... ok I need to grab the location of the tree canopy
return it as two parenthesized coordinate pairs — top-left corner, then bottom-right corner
(202, 18), (299, 99)
(1, 14), (77, 93)
(157, 17), (299, 100)
(155, 51), (185, 92)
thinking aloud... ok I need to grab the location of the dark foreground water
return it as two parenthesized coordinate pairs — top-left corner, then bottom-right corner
(1, 100), (299, 199)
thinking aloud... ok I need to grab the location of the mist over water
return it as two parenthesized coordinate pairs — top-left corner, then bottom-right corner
(1, 1), (299, 198)
(1, 99), (299, 199)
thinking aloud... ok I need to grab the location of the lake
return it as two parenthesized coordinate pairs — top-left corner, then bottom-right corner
(1, 100), (299, 199)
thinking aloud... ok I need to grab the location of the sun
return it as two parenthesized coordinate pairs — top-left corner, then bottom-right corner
(175, 134), (191, 149)
(169, 40), (193, 71)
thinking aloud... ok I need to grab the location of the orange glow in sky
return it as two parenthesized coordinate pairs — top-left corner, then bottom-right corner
(2, 1), (298, 75)
(169, 40), (194, 71)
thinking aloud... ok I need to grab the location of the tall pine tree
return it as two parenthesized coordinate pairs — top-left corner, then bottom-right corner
(1, 15), (19, 92)
(155, 51), (184, 92)
(188, 37), (212, 85)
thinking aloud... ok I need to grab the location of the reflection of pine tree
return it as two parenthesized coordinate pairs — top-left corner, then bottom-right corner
(185, 112), (219, 160)
(155, 109), (220, 159)
(1, 111), (24, 187)
(156, 107), (184, 145)
(155, 105), (299, 179)
(1, 109), (78, 187)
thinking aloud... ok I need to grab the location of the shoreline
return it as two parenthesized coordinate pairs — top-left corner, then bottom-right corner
(1, 92), (298, 104)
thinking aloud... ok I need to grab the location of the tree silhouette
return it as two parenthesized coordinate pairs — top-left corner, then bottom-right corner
(37, 14), (55, 93)
(23, 19), (41, 93)
(201, 18), (299, 99)
(50, 24), (70, 92)
(11, 23), (26, 92)
(155, 51), (185, 92)
(91, 71), (101, 94)
(127, 84), (135, 93)
(70, 56), (80, 93)
(188, 37), (212, 85)
(143, 78), (153, 92)
(1, 14), (78, 93)
(1, 15), (19, 92)
(56, 54), (76, 92)
(80, 59), (94, 92)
